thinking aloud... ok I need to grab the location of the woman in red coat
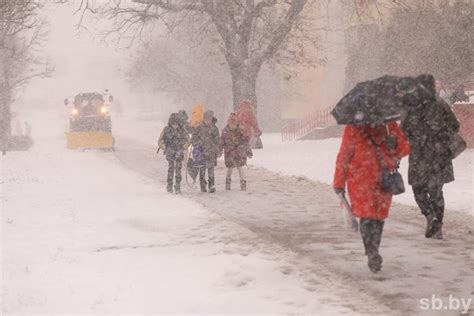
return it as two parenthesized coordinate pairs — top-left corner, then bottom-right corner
(221, 113), (250, 190)
(333, 121), (410, 272)
(237, 100), (262, 152)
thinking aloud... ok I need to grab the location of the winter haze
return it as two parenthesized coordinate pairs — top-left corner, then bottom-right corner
(1, 0), (473, 315)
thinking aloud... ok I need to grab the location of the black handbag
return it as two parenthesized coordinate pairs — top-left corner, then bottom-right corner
(368, 135), (405, 195)
(449, 132), (466, 159)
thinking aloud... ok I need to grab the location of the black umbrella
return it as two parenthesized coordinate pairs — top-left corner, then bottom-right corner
(332, 75), (435, 125)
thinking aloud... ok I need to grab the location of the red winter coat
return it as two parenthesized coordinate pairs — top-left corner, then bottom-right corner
(236, 100), (262, 139)
(221, 126), (249, 168)
(333, 122), (410, 220)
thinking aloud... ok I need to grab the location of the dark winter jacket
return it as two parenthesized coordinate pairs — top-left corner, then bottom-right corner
(221, 125), (249, 168)
(159, 114), (190, 160)
(401, 99), (460, 188)
(191, 118), (220, 166)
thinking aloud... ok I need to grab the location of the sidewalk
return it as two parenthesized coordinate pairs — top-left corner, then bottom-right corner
(112, 133), (473, 315)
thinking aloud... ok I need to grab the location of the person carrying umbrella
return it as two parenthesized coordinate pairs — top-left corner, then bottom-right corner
(401, 74), (461, 239)
(332, 75), (411, 273)
(333, 122), (410, 272)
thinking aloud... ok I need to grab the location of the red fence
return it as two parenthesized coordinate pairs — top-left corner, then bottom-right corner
(281, 106), (336, 141)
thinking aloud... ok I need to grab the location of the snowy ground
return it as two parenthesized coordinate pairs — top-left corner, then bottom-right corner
(1, 109), (473, 315)
(251, 134), (473, 217)
(2, 110), (383, 314)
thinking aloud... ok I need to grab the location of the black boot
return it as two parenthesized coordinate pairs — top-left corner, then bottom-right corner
(166, 183), (173, 193)
(240, 180), (246, 191)
(209, 184), (216, 193)
(368, 253), (383, 273)
(360, 219), (372, 255)
(368, 221), (384, 273)
(174, 184), (181, 194)
(200, 182), (207, 193)
(425, 212), (438, 238)
(360, 219), (383, 273)
(432, 221), (443, 239)
(226, 178), (231, 190)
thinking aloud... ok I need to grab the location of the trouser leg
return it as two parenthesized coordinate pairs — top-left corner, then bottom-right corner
(430, 184), (445, 224)
(226, 167), (233, 179)
(208, 166), (215, 189)
(413, 184), (441, 237)
(226, 168), (232, 190)
(237, 167), (245, 181)
(413, 185), (433, 217)
(175, 159), (183, 186)
(167, 159), (175, 185)
(199, 166), (206, 191)
(430, 184), (445, 238)
(167, 159), (175, 192)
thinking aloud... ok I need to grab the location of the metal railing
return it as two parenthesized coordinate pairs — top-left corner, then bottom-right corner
(281, 106), (336, 141)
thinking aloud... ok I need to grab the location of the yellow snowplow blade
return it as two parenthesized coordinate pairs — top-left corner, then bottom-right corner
(66, 131), (114, 150)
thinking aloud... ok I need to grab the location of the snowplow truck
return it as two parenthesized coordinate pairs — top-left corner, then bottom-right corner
(65, 92), (114, 150)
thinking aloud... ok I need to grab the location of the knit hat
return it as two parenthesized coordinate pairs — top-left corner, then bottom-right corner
(227, 112), (238, 126)
(204, 110), (214, 120)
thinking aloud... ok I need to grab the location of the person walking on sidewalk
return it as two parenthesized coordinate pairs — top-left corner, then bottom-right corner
(158, 113), (190, 194)
(221, 113), (250, 191)
(191, 110), (220, 193)
(333, 122), (410, 273)
(401, 75), (460, 239)
(236, 100), (262, 152)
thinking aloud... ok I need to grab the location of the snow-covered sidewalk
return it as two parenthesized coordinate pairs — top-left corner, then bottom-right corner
(109, 114), (473, 315)
(112, 135), (473, 315)
(2, 110), (374, 314)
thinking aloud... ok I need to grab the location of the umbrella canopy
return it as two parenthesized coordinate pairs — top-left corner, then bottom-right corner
(332, 75), (435, 125)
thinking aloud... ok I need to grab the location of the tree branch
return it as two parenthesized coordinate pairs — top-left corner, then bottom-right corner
(252, 0), (308, 68)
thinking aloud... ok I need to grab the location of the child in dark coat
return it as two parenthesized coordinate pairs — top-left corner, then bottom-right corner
(158, 113), (190, 193)
(221, 113), (250, 190)
(191, 110), (220, 193)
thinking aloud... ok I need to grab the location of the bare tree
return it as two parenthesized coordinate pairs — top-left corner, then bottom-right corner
(0, 0), (52, 152)
(127, 34), (233, 120)
(344, 0), (473, 89)
(77, 0), (322, 113)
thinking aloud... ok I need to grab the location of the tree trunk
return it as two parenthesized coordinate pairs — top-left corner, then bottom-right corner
(230, 64), (260, 112)
(0, 100), (10, 154)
